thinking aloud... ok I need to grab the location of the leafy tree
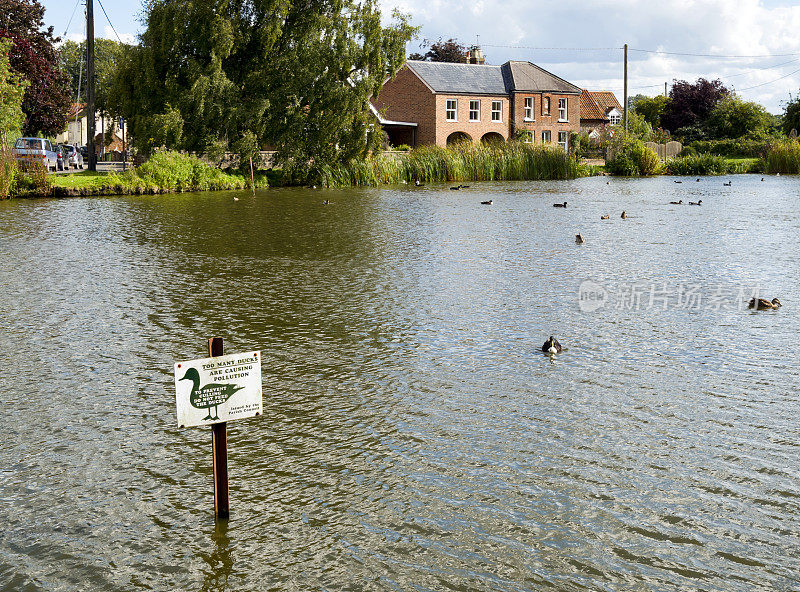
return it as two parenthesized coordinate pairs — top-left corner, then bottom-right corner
(0, 0), (71, 136)
(409, 38), (468, 63)
(59, 38), (127, 117)
(0, 37), (28, 144)
(661, 78), (729, 134)
(625, 109), (653, 141)
(111, 0), (416, 178)
(704, 95), (770, 139)
(782, 93), (800, 136)
(631, 94), (669, 129)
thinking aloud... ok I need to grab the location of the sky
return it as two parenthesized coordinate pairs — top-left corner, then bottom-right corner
(40, 0), (800, 114)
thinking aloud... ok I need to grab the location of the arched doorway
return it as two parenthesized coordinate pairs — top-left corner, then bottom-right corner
(446, 131), (473, 146)
(481, 132), (505, 145)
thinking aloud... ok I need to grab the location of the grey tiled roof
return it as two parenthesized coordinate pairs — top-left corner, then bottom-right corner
(502, 61), (582, 94)
(406, 59), (581, 96)
(406, 60), (510, 95)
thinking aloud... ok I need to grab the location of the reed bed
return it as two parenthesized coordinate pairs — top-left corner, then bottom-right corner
(762, 140), (800, 174)
(318, 142), (585, 187)
(662, 154), (729, 176)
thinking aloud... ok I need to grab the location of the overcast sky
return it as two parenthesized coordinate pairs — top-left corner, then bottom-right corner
(42, 0), (800, 114)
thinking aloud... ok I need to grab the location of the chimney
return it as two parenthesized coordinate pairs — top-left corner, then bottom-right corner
(466, 47), (485, 65)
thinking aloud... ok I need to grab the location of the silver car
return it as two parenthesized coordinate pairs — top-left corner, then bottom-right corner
(12, 137), (59, 171)
(60, 144), (84, 169)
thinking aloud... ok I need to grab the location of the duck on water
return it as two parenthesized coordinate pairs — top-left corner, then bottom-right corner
(542, 336), (562, 354)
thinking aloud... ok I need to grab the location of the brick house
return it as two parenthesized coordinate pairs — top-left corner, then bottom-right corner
(372, 59), (582, 150)
(579, 90), (623, 138)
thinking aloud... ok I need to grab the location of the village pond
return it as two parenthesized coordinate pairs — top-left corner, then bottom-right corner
(1, 175), (799, 591)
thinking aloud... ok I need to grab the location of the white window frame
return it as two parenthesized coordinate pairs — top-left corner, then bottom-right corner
(558, 98), (568, 122)
(523, 130), (534, 144)
(491, 100), (502, 122)
(542, 130), (551, 144)
(608, 109), (621, 125)
(524, 97), (533, 121)
(469, 99), (480, 121)
(542, 96), (550, 116)
(558, 131), (568, 150)
(446, 99), (458, 122)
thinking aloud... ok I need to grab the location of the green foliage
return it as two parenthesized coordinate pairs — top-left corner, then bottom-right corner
(127, 151), (249, 191)
(782, 93), (800, 136)
(316, 142), (585, 187)
(625, 109), (653, 141)
(605, 134), (660, 176)
(112, 0), (417, 176)
(59, 38), (128, 116)
(688, 136), (770, 158)
(0, 38), (28, 143)
(631, 94), (669, 128)
(762, 139), (800, 174)
(705, 95), (771, 139)
(0, 146), (19, 198)
(662, 153), (728, 175)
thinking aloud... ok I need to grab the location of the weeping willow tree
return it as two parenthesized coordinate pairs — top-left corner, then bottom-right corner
(110, 0), (416, 178)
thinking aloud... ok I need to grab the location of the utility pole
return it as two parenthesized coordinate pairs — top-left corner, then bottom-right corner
(87, 0), (96, 171)
(623, 43), (628, 132)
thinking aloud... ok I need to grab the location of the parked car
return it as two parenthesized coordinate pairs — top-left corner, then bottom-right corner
(12, 137), (59, 171)
(79, 145), (89, 160)
(60, 144), (84, 169)
(56, 145), (67, 171)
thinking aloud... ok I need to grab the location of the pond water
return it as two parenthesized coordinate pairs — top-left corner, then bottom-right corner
(1, 175), (799, 591)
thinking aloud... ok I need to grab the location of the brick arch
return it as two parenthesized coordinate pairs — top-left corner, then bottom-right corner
(446, 131), (473, 146)
(481, 132), (505, 145)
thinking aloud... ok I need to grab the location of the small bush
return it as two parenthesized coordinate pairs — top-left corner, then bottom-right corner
(0, 147), (19, 198)
(606, 135), (660, 176)
(662, 154), (728, 176)
(762, 140), (800, 174)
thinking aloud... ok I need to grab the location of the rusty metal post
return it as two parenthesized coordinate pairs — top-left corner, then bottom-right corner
(208, 337), (230, 520)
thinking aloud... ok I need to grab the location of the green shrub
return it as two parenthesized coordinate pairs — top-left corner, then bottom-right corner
(662, 154), (728, 175)
(606, 135), (660, 176)
(688, 137), (770, 158)
(0, 147), (19, 198)
(762, 140), (800, 174)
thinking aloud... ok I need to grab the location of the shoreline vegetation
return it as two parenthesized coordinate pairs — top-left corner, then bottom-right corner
(2, 139), (799, 200)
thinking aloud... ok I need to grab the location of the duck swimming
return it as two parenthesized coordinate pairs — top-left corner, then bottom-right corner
(179, 367), (244, 421)
(553, 201), (567, 208)
(723, 181), (732, 186)
(575, 233), (585, 244)
(749, 297), (781, 310)
(481, 199), (493, 205)
(542, 336), (562, 354)
(669, 199), (683, 205)
(689, 200), (702, 205)
(600, 214), (610, 220)
(621, 211), (627, 219)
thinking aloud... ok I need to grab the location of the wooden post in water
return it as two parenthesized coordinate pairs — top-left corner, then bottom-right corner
(208, 337), (230, 520)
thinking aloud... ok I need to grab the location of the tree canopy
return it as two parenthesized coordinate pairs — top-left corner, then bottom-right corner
(0, 0), (71, 136)
(0, 37), (29, 143)
(631, 94), (668, 129)
(59, 38), (127, 117)
(111, 0), (416, 178)
(409, 38), (470, 63)
(704, 95), (771, 139)
(661, 78), (729, 134)
(782, 93), (800, 136)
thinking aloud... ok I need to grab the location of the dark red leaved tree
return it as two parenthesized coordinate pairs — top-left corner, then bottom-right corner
(660, 78), (729, 134)
(0, 0), (71, 137)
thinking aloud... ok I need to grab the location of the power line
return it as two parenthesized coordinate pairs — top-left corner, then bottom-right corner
(628, 47), (800, 59)
(738, 66), (800, 91)
(63, 0), (83, 37)
(96, 0), (124, 44)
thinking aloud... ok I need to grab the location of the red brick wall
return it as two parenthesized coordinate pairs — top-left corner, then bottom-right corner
(372, 67), (436, 146)
(511, 92), (581, 147)
(434, 95), (510, 146)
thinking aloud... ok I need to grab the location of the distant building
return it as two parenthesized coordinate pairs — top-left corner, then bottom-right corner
(371, 58), (582, 150)
(579, 90), (623, 138)
(55, 102), (124, 159)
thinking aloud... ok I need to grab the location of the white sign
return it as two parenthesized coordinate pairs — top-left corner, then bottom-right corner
(174, 351), (262, 428)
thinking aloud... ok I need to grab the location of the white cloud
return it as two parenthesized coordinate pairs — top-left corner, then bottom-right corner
(103, 25), (136, 45)
(381, 0), (800, 112)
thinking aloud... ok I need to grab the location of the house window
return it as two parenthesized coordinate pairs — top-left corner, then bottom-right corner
(609, 111), (621, 125)
(542, 96), (550, 116)
(469, 100), (480, 121)
(523, 131), (534, 144)
(558, 131), (568, 150)
(542, 130), (551, 143)
(558, 98), (568, 122)
(491, 100), (502, 122)
(446, 99), (457, 121)
(524, 97), (533, 121)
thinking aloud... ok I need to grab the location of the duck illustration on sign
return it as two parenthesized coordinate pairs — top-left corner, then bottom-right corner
(179, 367), (244, 421)
(174, 350), (263, 428)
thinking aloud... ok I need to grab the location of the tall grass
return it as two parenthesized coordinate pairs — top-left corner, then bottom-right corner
(0, 147), (18, 199)
(662, 154), (729, 176)
(317, 142), (584, 187)
(762, 140), (800, 174)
